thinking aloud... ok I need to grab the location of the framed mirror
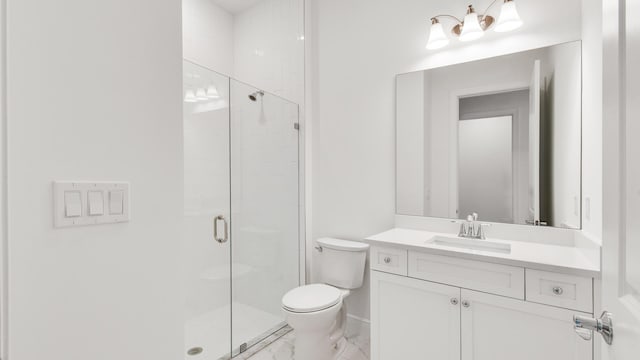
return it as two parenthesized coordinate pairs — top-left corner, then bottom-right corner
(396, 41), (582, 228)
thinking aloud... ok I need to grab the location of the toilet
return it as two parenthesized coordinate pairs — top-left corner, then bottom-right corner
(281, 238), (369, 360)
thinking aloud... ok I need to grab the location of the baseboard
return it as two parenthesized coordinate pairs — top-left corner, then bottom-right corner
(347, 313), (370, 324)
(346, 313), (370, 339)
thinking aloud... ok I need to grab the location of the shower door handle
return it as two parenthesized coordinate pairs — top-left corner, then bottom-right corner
(214, 215), (228, 243)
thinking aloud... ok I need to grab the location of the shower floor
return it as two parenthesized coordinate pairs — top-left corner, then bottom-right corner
(185, 302), (284, 360)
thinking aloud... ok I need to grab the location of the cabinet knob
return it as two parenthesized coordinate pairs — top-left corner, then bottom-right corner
(383, 256), (391, 264)
(461, 300), (471, 308)
(552, 286), (564, 295)
(450, 298), (459, 306)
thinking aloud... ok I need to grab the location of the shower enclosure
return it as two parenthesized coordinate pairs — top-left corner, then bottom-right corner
(183, 60), (300, 359)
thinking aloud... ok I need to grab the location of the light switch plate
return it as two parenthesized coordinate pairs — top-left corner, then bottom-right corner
(53, 181), (130, 228)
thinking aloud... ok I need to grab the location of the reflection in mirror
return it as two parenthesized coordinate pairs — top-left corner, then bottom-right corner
(396, 41), (582, 228)
(458, 115), (514, 223)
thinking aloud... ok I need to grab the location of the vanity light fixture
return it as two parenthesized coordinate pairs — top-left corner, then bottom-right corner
(494, 0), (523, 32)
(206, 85), (220, 99)
(426, 19), (450, 50)
(459, 5), (485, 42)
(184, 90), (198, 103)
(427, 0), (523, 50)
(195, 88), (208, 101)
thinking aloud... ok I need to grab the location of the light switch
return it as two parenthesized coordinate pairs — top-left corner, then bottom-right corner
(109, 190), (124, 215)
(54, 181), (129, 228)
(88, 191), (104, 216)
(64, 191), (82, 217)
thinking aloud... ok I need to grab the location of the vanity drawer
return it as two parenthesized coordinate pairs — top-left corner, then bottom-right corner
(525, 269), (593, 312)
(408, 252), (525, 299)
(370, 246), (408, 276)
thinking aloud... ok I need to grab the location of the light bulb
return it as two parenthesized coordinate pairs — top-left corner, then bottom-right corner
(196, 88), (208, 101)
(495, 0), (523, 32)
(184, 90), (197, 103)
(459, 6), (484, 42)
(426, 19), (450, 50)
(206, 85), (220, 99)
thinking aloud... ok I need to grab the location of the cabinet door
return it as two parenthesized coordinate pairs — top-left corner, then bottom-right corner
(460, 289), (592, 360)
(371, 271), (460, 360)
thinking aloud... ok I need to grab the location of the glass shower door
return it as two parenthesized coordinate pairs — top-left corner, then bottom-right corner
(230, 80), (300, 355)
(182, 61), (300, 359)
(183, 61), (232, 360)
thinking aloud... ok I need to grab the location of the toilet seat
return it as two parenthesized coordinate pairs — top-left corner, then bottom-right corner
(282, 284), (342, 313)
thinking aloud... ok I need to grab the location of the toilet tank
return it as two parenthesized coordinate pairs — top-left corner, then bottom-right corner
(317, 238), (369, 289)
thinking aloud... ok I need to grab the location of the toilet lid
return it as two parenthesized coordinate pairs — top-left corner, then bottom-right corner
(282, 284), (342, 313)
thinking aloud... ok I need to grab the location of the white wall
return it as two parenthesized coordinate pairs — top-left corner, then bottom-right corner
(459, 91), (530, 224)
(422, 71), (433, 217)
(183, 0), (235, 75)
(309, 0), (583, 321)
(545, 42), (583, 228)
(182, 0), (304, 105)
(396, 72), (424, 215)
(458, 116), (513, 223)
(233, 0), (305, 105)
(581, 0), (603, 241)
(0, 0), (6, 356)
(6, 1), (183, 359)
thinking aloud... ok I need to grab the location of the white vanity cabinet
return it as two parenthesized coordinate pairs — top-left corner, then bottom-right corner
(460, 289), (592, 360)
(370, 247), (595, 360)
(371, 271), (460, 360)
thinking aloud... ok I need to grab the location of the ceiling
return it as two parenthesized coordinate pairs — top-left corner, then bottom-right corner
(210, 0), (264, 14)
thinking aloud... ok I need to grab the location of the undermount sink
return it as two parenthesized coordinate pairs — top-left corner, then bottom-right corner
(426, 235), (512, 254)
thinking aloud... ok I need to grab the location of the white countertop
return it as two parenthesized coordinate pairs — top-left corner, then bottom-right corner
(365, 228), (601, 277)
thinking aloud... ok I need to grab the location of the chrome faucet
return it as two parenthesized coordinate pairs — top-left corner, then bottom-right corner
(458, 213), (489, 239)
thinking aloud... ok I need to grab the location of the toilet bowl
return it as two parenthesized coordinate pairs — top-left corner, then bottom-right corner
(281, 238), (368, 360)
(282, 284), (351, 360)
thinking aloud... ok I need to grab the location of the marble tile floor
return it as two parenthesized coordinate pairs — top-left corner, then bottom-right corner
(237, 328), (370, 360)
